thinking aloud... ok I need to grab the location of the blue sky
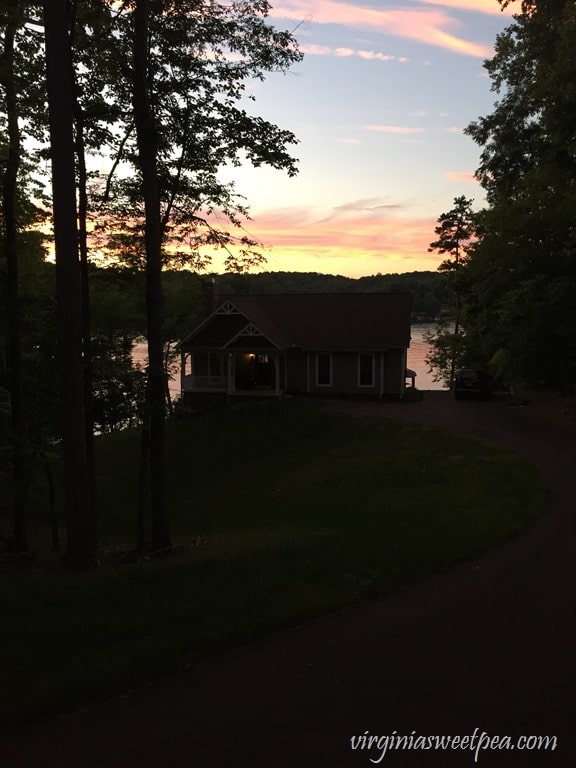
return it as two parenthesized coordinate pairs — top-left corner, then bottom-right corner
(216, 0), (514, 277)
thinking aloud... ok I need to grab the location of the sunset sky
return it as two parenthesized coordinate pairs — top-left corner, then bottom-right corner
(216, 0), (514, 277)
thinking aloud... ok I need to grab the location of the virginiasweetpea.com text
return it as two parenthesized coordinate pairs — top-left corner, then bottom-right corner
(349, 728), (558, 763)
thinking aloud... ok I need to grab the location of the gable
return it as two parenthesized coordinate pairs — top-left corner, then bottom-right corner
(185, 312), (249, 347)
(225, 323), (278, 350)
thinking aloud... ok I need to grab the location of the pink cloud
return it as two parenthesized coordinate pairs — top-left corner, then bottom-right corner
(334, 47), (355, 57)
(272, 0), (493, 57)
(444, 171), (477, 183)
(224, 203), (445, 276)
(418, 0), (514, 16)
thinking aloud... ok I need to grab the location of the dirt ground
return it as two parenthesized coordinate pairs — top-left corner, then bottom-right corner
(517, 390), (576, 430)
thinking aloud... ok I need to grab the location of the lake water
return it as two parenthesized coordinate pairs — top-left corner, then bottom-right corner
(134, 322), (445, 397)
(408, 324), (447, 391)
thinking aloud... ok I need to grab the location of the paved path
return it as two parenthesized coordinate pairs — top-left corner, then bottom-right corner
(2, 393), (575, 767)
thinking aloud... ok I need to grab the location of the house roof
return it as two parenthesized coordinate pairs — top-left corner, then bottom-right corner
(178, 293), (412, 352)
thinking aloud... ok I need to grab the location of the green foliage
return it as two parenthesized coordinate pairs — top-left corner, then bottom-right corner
(428, 195), (477, 270)
(91, 335), (147, 433)
(89, 0), (302, 272)
(0, 2), (50, 223)
(0, 232), (58, 442)
(424, 323), (467, 387)
(462, 0), (576, 390)
(426, 197), (478, 386)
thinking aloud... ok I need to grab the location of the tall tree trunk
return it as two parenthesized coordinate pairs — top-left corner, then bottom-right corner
(43, 0), (95, 568)
(164, 343), (174, 418)
(75, 108), (97, 543)
(39, 450), (59, 551)
(136, 378), (151, 553)
(450, 298), (460, 390)
(133, 0), (171, 550)
(1, 8), (28, 552)
(69, 0), (97, 546)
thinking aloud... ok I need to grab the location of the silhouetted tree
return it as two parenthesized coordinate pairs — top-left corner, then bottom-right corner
(1, 3), (27, 551)
(426, 196), (476, 387)
(132, 0), (171, 550)
(463, 0), (576, 389)
(43, 0), (94, 567)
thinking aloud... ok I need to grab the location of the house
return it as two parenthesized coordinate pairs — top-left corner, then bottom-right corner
(176, 292), (413, 400)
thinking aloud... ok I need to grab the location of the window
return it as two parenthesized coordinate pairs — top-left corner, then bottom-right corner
(358, 353), (374, 387)
(316, 353), (332, 386)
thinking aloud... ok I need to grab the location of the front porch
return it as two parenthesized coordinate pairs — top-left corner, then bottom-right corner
(180, 351), (284, 397)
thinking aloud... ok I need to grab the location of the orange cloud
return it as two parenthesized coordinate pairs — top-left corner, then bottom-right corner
(213, 203), (445, 277)
(272, 0), (493, 57)
(444, 171), (478, 183)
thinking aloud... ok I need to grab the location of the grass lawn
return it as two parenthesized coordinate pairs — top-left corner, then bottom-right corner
(0, 398), (545, 733)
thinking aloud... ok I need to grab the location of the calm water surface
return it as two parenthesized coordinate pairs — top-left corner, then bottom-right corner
(408, 324), (446, 391)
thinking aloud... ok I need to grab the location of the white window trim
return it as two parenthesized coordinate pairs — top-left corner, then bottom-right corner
(315, 353), (332, 387)
(358, 353), (375, 388)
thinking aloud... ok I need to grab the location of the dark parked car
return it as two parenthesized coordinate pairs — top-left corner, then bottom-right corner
(454, 368), (493, 399)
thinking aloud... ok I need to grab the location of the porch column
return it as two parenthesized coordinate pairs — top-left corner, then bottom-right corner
(273, 355), (280, 397)
(180, 350), (187, 393)
(227, 353), (234, 395)
(379, 352), (385, 399)
(400, 348), (407, 397)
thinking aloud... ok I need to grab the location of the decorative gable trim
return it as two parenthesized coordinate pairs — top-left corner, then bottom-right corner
(217, 301), (241, 315)
(242, 324), (261, 336)
(176, 300), (246, 347)
(224, 322), (280, 349)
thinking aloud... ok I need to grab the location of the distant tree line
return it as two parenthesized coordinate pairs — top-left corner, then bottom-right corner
(214, 270), (450, 320)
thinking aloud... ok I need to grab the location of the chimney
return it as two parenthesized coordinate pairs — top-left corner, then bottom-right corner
(201, 276), (218, 314)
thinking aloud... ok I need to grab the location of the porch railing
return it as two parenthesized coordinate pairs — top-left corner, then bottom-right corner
(182, 374), (227, 391)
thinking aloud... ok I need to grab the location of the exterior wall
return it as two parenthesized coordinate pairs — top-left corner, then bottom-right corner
(383, 349), (404, 396)
(285, 349), (308, 392)
(283, 349), (406, 397)
(309, 352), (371, 395)
(183, 347), (407, 398)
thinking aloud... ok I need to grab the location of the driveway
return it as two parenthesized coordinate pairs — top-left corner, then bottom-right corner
(2, 392), (575, 767)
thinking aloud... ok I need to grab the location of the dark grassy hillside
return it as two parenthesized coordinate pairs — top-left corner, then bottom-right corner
(0, 400), (544, 731)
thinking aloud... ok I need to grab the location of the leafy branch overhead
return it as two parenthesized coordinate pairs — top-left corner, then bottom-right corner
(71, 0), (303, 272)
